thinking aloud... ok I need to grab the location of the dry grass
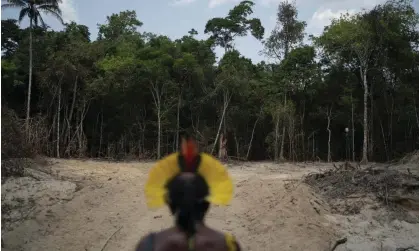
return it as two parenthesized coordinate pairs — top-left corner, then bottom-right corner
(304, 162), (419, 220)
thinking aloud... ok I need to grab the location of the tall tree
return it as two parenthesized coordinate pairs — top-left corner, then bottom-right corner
(263, 0), (306, 162)
(279, 45), (321, 161)
(172, 38), (204, 149)
(316, 13), (376, 164)
(365, 0), (419, 160)
(204, 0), (264, 159)
(205, 0), (264, 53)
(263, 1), (306, 61)
(2, 0), (64, 134)
(137, 36), (177, 159)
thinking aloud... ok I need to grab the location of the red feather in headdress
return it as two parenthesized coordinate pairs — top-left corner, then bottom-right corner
(181, 138), (198, 171)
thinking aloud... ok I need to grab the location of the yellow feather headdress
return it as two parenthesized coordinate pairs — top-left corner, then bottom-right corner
(144, 141), (233, 209)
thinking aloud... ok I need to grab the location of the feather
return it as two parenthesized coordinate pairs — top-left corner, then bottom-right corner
(181, 138), (198, 171)
(144, 139), (233, 209)
(198, 153), (233, 205)
(145, 153), (180, 208)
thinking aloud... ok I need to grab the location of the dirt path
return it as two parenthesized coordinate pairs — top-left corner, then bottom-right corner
(2, 159), (339, 251)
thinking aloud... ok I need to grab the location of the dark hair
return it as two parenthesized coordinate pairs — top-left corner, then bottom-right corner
(165, 173), (210, 237)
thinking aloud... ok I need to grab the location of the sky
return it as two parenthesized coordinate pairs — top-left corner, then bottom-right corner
(1, 0), (418, 63)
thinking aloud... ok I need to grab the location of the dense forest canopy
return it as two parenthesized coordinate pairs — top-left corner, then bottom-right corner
(1, 0), (419, 162)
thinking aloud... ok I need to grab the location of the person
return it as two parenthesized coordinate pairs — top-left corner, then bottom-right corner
(135, 137), (241, 251)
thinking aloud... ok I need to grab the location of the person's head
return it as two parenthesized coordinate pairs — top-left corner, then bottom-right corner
(166, 173), (210, 224)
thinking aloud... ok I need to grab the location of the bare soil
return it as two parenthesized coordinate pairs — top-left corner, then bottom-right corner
(1, 159), (419, 251)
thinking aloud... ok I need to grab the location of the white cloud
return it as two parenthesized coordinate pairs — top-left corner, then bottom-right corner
(206, 0), (386, 9)
(208, 0), (235, 8)
(306, 8), (356, 36)
(320, 0), (385, 8)
(259, 0), (303, 7)
(259, 0), (282, 6)
(209, 0), (297, 8)
(269, 15), (276, 22)
(305, 0), (387, 37)
(312, 8), (353, 22)
(205, 0), (308, 8)
(208, 0), (226, 8)
(59, 0), (78, 23)
(171, 0), (197, 6)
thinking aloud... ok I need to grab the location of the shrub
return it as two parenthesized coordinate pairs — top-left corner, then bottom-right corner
(1, 106), (33, 179)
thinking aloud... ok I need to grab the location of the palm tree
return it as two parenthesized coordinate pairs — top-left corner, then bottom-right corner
(1, 0), (64, 133)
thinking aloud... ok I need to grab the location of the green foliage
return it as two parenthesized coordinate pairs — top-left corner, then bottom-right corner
(1, 19), (21, 57)
(315, 12), (374, 66)
(264, 1), (306, 60)
(1, 1), (418, 161)
(97, 10), (143, 40)
(1, 0), (64, 27)
(205, 0), (264, 50)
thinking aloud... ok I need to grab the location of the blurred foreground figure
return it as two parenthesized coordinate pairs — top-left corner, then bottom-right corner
(136, 137), (241, 251)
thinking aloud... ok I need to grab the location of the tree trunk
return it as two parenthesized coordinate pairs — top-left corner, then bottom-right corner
(25, 18), (33, 134)
(307, 131), (316, 160)
(287, 115), (295, 162)
(327, 107), (332, 163)
(218, 134), (227, 160)
(301, 101), (306, 161)
(77, 100), (89, 157)
(351, 92), (355, 162)
(369, 85), (374, 160)
(215, 48), (231, 158)
(218, 134), (223, 159)
(279, 94), (287, 161)
(389, 95), (394, 159)
(221, 92), (229, 158)
(50, 112), (56, 156)
(150, 80), (164, 159)
(274, 113), (280, 162)
(56, 81), (62, 158)
(223, 111), (227, 136)
(211, 91), (230, 156)
(234, 131), (240, 158)
(379, 118), (389, 161)
(68, 75), (78, 123)
(176, 91), (182, 149)
(278, 42), (290, 162)
(65, 75), (78, 155)
(246, 115), (260, 160)
(157, 104), (161, 159)
(99, 112), (103, 157)
(360, 68), (369, 164)
(414, 98), (419, 129)
(140, 119), (146, 157)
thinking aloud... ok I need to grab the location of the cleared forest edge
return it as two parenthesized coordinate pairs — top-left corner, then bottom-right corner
(1, 159), (419, 251)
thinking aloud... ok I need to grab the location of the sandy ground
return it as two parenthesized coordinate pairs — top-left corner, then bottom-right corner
(1, 159), (419, 251)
